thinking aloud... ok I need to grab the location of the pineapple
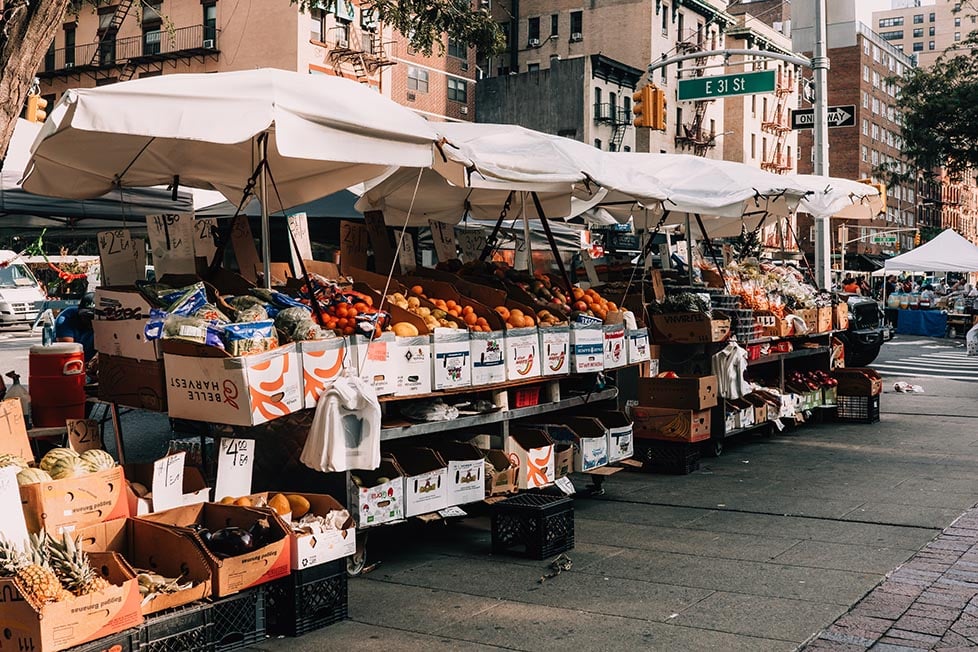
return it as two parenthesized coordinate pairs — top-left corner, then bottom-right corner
(0, 534), (26, 576)
(15, 532), (70, 604)
(48, 533), (110, 597)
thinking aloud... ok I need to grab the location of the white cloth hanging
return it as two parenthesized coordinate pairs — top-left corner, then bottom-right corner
(301, 373), (382, 473)
(712, 342), (750, 400)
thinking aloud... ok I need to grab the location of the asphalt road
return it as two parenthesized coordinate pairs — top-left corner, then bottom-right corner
(871, 334), (978, 382)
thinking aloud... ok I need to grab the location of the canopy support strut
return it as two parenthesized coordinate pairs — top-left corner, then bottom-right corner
(479, 190), (515, 263)
(694, 213), (729, 294)
(530, 191), (573, 292)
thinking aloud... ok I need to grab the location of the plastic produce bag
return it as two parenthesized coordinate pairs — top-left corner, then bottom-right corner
(967, 322), (978, 357)
(301, 374), (381, 472)
(222, 320), (278, 356)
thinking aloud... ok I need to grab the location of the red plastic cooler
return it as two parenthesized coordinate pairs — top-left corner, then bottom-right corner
(29, 343), (86, 427)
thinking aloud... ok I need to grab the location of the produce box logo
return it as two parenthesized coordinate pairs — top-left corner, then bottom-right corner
(303, 348), (344, 403)
(547, 348), (566, 371)
(249, 355), (292, 421)
(526, 447), (552, 487)
(513, 348), (536, 376)
(415, 475), (441, 494)
(457, 467), (480, 484)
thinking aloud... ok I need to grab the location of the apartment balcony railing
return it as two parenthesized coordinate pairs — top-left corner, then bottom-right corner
(593, 103), (631, 125)
(40, 24), (219, 76)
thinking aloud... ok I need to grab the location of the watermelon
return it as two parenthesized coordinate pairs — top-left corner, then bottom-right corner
(39, 448), (80, 475)
(39, 448), (88, 480)
(80, 449), (116, 473)
(0, 454), (29, 470)
(17, 468), (53, 486)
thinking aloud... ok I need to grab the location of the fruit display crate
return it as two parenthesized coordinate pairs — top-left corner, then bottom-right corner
(65, 628), (141, 652)
(266, 559), (349, 637)
(140, 601), (213, 652)
(835, 394), (881, 424)
(211, 585), (266, 652)
(490, 493), (574, 559)
(636, 439), (700, 475)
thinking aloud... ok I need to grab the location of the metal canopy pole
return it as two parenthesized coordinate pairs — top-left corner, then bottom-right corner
(685, 214), (694, 286)
(530, 191), (574, 292)
(812, 0), (832, 290)
(258, 134), (272, 289)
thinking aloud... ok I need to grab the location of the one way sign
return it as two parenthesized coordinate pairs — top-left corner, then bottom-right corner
(791, 105), (856, 130)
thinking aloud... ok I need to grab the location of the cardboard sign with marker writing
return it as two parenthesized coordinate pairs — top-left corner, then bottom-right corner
(97, 228), (140, 286)
(231, 213), (261, 283)
(429, 220), (457, 262)
(0, 466), (28, 549)
(0, 398), (31, 460)
(152, 452), (186, 512)
(397, 232), (416, 273)
(340, 220), (369, 272)
(287, 212), (312, 275)
(364, 211), (395, 271)
(194, 218), (219, 263)
(147, 213), (196, 277)
(67, 418), (102, 453)
(214, 437), (255, 501)
(458, 228), (487, 262)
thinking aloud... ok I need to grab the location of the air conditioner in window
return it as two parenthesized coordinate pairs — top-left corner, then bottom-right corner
(528, 38), (541, 47)
(407, 92), (416, 101)
(203, 39), (215, 49)
(65, 62), (74, 69)
(336, 38), (348, 48)
(460, 61), (469, 71)
(459, 106), (469, 114)
(570, 32), (583, 41)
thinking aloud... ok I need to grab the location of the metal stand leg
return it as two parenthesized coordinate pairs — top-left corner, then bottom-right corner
(347, 529), (380, 576)
(108, 402), (126, 464)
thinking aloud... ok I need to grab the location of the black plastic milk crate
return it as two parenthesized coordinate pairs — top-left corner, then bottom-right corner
(266, 558), (348, 637)
(638, 440), (700, 475)
(835, 394), (881, 424)
(65, 628), (140, 652)
(490, 493), (574, 559)
(211, 585), (266, 652)
(140, 601), (213, 652)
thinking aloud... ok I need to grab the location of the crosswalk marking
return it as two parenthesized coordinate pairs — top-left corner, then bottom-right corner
(874, 350), (978, 382)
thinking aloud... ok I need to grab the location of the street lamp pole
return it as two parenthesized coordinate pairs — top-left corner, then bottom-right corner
(812, 0), (832, 289)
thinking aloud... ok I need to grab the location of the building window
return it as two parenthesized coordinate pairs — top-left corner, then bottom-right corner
(594, 139), (601, 149)
(594, 87), (601, 115)
(407, 66), (428, 92)
(929, 12), (935, 22)
(64, 26), (76, 67)
(97, 7), (118, 65)
(912, 27), (923, 38)
(873, 98), (880, 114)
(751, 133), (756, 159)
(913, 41), (923, 52)
(788, 145), (792, 161)
(623, 95), (631, 123)
(929, 41), (935, 50)
(872, 71), (880, 87)
(862, 146), (868, 162)
(527, 17), (540, 43)
(872, 123), (879, 140)
(879, 17), (904, 27)
(862, 91), (869, 108)
(623, 146), (631, 152)
(447, 78), (467, 103)
(751, 94), (756, 117)
(863, 65), (869, 81)
(551, 14), (558, 35)
(448, 38), (466, 59)
(862, 119), (868, 135)
(955, 32), (962, 42)
(872, 150), (880, 165)
(526, 62), (539, 72)
(570, 11), (582, 39)
(955, 17), (962, 27)
(929, 26), (935, 36)
(913, 14), (923, 24)
(203, 3), (217, 42)
(661, 3), (669, 33)
(880, 30), (904, 41)
(142, 1), (162, 55)
(863, 39), (870, 55)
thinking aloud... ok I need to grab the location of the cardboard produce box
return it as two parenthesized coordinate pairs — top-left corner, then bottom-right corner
(591, 410), (634, 463)
(791, 308), (819, 334)
(20, 465), (130, 535)
(530, 417), (609, 473)
(743, 393), (772, 424)
(506, 326), (542, 381)
(505, 429), (555, 489)
(0, 552), (142, 652)
(539, 324), (570, 376)
(387, 448), (449, 517)
(431, 328), (471, 390)
(98, 354), (167, 411)
(627, 328), (652, 364)
(480, 449), (518, 496)
(162, 341), (303, 427)
(250, 493), (355, 570)
(632, 406), (712, 443)
(77, 517), (212, 614)
(470, 330), (506, 386)
(348, 460), (404, 528)
(431, 442), (486, 506)
(123, 463), (210, 515)
(755, 310), (792, 338)
(94, 286), (153, 321)
(395, 334), (434, 396)
(136, 502), (291, 597)
(569, 322), (604, 373)
(298, 337), (349, 409)
(817, 306), (833, 333)
(93, 318), (160, 360)
(651, 312), (731, 344)
(602, 323), (627, 369)
(833, 302), (849, 330)
(554, 443), (574, 478)
(637, 375), (718, 410)
(832, 367), (883, 396)
(351, 332), (398, 396)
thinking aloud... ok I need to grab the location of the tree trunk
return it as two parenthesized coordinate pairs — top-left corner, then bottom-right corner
(0, 0), (72, 163)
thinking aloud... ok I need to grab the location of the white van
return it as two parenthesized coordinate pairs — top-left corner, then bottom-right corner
(0, 251), (47, 326)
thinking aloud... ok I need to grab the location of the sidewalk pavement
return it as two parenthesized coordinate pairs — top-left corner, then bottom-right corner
(244, 377), (978, 652)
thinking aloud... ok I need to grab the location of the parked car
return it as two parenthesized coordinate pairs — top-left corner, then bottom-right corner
(836, 294), (893, 366)
(0, 251), (47, 326)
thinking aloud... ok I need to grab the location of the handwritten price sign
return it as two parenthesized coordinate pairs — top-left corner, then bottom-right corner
(66, 419), (102, 453)
(98, 228), (140, 286)
(151, 452), (186, 512)
(0, 467), (28, 549)
(215, 438), (255, 501)
(147, 213), (196, 277)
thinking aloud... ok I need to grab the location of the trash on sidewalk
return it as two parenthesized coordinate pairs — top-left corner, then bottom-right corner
(893, 382), (925, 393)
(538, 553), (573, 583)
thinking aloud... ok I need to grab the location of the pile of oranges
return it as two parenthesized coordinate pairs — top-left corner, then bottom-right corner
(493, 306), (536, 329)
(571, 287), (618, 322)
(318, 294), (383, 337)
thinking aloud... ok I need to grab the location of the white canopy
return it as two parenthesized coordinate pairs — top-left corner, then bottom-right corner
(883, 229), (978, 273)
(793, 175), (883, 219)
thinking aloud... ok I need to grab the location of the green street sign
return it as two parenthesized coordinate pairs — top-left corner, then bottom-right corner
(872, 236), (898, 244)
(677, 70), (777, 101)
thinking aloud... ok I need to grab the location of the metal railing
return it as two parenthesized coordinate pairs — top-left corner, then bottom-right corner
(41, 24), (219, 73)
(593, 103), (631, 125)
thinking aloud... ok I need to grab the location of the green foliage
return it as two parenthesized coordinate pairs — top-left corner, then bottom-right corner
(292, 0), (504, 56)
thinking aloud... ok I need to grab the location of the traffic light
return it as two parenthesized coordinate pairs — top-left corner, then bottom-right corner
(632, 85), (654, 128)
(650, 86), (667, 131)
(914, 230), (921, 247)
(25, 94), (48, 123)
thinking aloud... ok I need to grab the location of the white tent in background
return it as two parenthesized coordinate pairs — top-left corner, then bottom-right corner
(882, 229), (978, 273)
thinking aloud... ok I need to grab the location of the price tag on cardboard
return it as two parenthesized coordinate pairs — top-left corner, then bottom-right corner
(215, 438), (254, 502)
(97, 228), (140, 286)
(458, 228), (487, 262)
(287, 212), (312, 275)
(147, 213), (196, 277)
(438, 506), (467, 519)
(340, 221), (369, 273)
(554, 476), (576, 495)
(364, 211), (395, 271)
(152, 452), (186, 512)
(66, 419), (102, 454)
(0, 466), (28, 549)
(429, 220), (457, 263)
(0, 399), (31, 460)
(194, 218), (219, 263)
(396, 232), (416, 273)
(230, 213), (261, 283)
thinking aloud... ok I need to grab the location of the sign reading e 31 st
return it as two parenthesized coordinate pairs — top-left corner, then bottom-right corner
(677, 70), (776, 101)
